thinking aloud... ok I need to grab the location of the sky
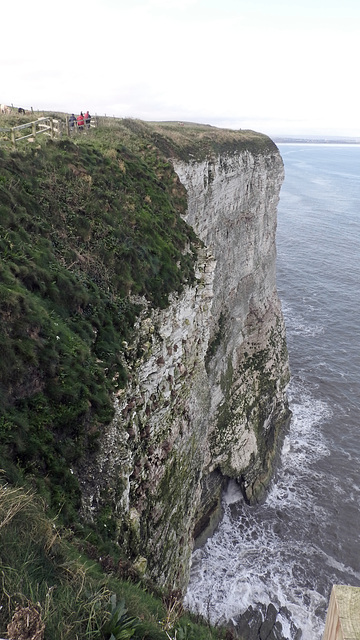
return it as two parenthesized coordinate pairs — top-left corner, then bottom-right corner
(2, 0), (360, 138)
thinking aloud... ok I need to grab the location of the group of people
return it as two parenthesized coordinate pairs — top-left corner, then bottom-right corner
(69, 111), (91, 131)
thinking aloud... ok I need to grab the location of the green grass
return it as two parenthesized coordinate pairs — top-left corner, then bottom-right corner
(0, 483), (229, 640)
(146, 120), (278, 161)
(0, 121), (200, 523)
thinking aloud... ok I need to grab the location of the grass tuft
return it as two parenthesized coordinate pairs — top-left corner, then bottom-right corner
(0, 483), (226, 640)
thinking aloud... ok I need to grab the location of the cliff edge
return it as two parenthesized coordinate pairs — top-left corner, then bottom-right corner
(77, 123), (291, 590)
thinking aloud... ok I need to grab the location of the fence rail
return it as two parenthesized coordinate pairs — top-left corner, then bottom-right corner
(0, 115), (98, 148)
(0, 117), (61, 147)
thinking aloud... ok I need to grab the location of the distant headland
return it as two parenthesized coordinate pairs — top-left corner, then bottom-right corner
(273, 134), (360, 144)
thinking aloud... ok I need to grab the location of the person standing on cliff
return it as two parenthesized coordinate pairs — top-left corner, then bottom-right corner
(69, 113), (76, 131)
(77, 112), (84, 131)
(84, 110), (91, 128)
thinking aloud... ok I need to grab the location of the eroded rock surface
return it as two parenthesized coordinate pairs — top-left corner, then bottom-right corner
(78, 142), (290, 590)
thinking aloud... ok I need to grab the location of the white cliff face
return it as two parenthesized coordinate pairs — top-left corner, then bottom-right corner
(79, 247), (217, 586)
(79, 145), (290, 590)
(172, 149), (290, 497)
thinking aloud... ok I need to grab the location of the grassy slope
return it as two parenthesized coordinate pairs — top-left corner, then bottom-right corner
(0, 119), (200, 523)
(0, 482), (227, 640)
(0, 114), (274, 639)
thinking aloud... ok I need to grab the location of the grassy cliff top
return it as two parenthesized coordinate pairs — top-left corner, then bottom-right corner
(147, 120), (278, 160)
(98, 117), (277, 161)
(1, 111), (277, 160)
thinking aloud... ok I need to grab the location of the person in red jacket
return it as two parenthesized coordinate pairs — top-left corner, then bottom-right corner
(77, 112), (84, 130)
(84, 110), (91, 128)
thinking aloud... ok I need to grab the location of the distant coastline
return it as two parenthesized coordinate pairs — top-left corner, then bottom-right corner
(273, 135), (360, 145)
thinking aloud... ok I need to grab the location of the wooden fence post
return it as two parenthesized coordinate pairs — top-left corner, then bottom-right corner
(11, 129), (16, 148)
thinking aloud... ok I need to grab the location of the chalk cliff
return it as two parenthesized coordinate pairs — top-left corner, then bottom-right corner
(79, 136), (290, 590)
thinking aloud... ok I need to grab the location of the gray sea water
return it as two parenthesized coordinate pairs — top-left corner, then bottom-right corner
(184, 144), (360, 639)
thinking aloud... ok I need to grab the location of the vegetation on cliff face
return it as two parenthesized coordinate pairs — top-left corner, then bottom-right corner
(0, 119), (201, 522)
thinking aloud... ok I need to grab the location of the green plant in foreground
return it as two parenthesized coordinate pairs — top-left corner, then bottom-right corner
(0, 480), (228, 639)
(174, 621), (198, 640)
(163, 621), (200, 640)
(101, 594), (140, 640)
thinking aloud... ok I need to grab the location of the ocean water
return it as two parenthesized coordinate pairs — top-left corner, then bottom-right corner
(184, 144), (360, 639)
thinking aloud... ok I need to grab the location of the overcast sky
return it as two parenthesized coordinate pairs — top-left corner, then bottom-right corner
(2, 0), (360, 137)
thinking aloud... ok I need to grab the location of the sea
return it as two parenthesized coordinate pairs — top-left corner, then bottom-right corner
(184, 143), (360, 639)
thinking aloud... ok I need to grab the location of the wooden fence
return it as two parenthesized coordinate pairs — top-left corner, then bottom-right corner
(0, 115), (98, 148)
(0, 117), (62, 147)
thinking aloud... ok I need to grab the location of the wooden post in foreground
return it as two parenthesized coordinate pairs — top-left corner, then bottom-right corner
(323, 586), (360, 640)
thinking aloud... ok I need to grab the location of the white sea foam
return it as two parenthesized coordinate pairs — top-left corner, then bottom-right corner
(185, 376), (332, 639)
(223, 479), (243, 505)
(185, 360), (335, 639)
(281, 302), (325, 339)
